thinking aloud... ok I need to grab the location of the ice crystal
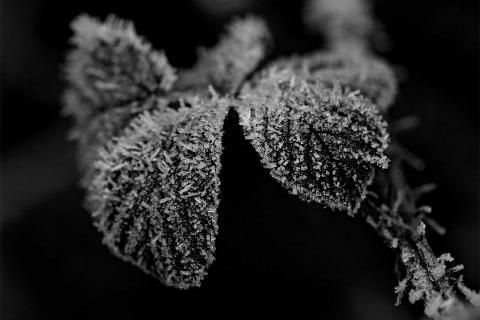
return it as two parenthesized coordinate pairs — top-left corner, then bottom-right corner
(238, 67), (389, 214)
(63, 6), (392, 288)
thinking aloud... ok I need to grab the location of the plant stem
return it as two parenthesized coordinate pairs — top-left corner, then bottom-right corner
(358, 147), (480, 319)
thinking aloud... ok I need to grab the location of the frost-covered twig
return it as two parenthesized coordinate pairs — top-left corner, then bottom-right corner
(360, 152), (480, 319)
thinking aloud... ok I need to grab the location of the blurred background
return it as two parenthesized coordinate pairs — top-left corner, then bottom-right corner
(1, 0), (478, 319)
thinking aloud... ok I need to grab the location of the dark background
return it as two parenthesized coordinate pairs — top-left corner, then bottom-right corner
(1, 0), (478, 319)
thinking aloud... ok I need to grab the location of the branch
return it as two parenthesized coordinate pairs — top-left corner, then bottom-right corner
(359, 144), (480, 319)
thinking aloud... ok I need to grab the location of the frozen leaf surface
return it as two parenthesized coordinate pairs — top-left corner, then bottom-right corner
(238, 68), (389, 214)
(87, 97), (228, 288)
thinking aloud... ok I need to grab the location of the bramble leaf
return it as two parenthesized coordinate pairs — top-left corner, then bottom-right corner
(64, 14), (176, 122)
(86, 96), (228, 288)
(238, 67), (389, 214)
(63, 14), (178, 175)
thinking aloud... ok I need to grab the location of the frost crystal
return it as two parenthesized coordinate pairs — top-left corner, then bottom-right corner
(87, 97), (228, 288)
(238, 68), (389, 214)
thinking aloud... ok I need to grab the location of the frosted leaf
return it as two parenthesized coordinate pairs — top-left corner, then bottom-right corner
(238, 68), (389, 214)
(64, 14), (176, 122)
(86, 97), (228, 288)
(63, 14), (177, 177)
(176, 16), (270, 94)
(272, 51), (397, 111)
(67, 93), (165, 182)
